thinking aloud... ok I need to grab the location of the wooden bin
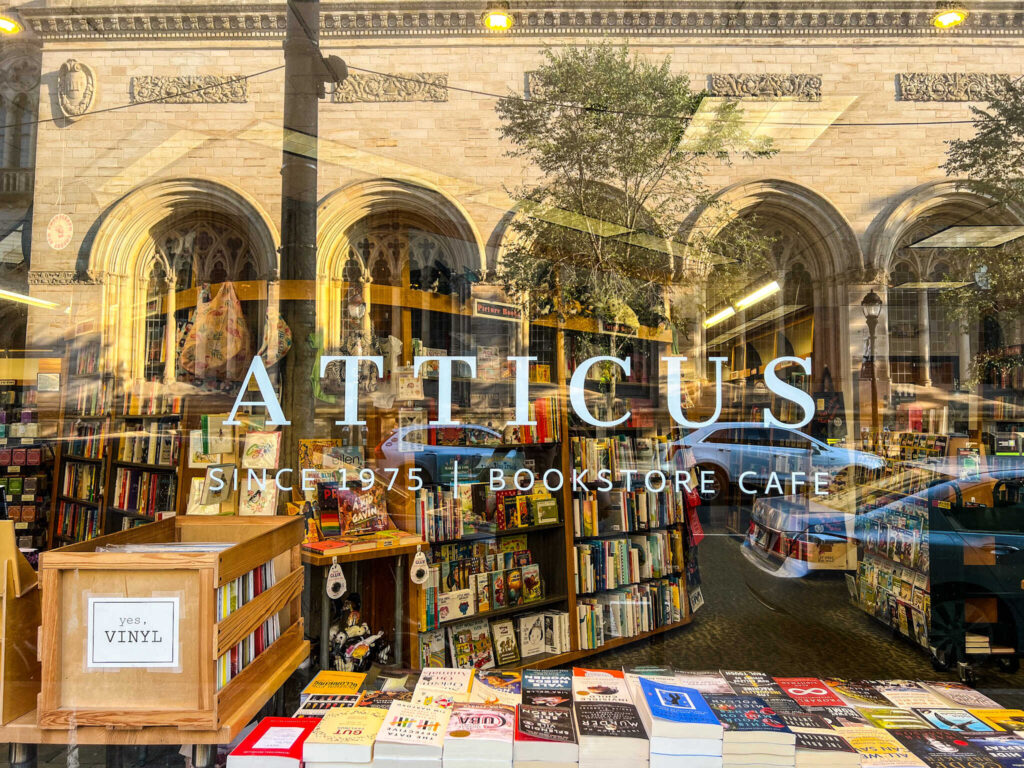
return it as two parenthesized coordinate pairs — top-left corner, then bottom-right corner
(38, 516), (306, 730)
(0, 520), (41, 724)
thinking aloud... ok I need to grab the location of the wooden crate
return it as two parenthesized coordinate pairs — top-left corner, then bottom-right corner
(38, 516), (306, 730)
(0, 521), (41, 724)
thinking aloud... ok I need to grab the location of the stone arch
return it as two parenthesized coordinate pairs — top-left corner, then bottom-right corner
(87, 177), (279, 379)
(317, 178), (484, 348)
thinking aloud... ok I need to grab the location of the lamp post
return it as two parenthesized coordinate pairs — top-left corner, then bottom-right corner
(861, 290), (883, 451)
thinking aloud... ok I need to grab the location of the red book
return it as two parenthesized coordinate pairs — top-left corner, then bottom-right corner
(227, 717), (318, 768)
(774, 677), (846, 707)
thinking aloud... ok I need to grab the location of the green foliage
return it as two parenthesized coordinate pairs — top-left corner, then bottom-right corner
(940, 77), (1024, 329)
(494, 43), (775, 331)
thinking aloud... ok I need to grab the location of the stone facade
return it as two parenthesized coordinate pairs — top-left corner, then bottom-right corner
(11, 1), (1024, 433)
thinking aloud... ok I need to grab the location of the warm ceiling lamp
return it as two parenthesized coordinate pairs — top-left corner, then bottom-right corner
(482, 1), (514, 30)
(703, 306), (736, 329)
(932, 4), (968, 28)
(0, 14), (21, 34)
(734, 280), (781, 310)
(0, 289), (59, 309)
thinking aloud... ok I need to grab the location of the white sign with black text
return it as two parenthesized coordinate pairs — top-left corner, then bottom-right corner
(87, 597), (180, 668)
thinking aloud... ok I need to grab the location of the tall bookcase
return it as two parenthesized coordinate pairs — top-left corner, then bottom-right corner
(50, 329), (111, 546)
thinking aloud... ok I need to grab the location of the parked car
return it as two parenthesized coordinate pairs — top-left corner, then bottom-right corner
(677, 422), (885, 502)
(375, 424), (527, 485)
(743, 461), (1024, 674)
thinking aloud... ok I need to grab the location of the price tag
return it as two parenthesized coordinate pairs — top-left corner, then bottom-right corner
(9, 466), (20, 473)
(21, 495), (32, 502)
(14, 522), (27, 530)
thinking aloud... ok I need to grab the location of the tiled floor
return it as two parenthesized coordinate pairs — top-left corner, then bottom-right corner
(5, 509), (1022, 767)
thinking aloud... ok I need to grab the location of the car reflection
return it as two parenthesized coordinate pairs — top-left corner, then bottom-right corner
(677, 422), (885, 502)
(375, 424), (527, 485)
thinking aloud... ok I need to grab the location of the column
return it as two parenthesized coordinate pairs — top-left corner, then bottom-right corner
(918, 290), (932, 386)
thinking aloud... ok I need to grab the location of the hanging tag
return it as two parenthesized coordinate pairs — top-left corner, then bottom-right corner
(410, 549), (429, 585)
(326, 562), (347, 600)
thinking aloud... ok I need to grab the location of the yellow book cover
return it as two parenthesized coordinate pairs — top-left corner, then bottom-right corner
(971, 708), (1024, 733)
(303, 707), (386, 763)
(301, 670), (368, 703)
(841, 727), (927, 767)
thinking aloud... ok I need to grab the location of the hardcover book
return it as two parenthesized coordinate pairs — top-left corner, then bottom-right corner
(892, 729), (1001, 768)
(636, 678), (723, 741)
(574, 700), (649, 740)
(491, 619), (520, 666)
(514, 704), (579, 763)
(775, 677), (846, 708)
(443, 702), (515, 761)
(227, 716), (318, 768)
(447, 619), (495, 671)
(915, 709), (1003, 733)
(374, 701), (451, 759)
(522, 669), (572, 708)
(302, 707), (387, 763)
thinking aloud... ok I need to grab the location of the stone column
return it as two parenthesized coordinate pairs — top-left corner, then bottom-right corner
(918, 290), (932, 386)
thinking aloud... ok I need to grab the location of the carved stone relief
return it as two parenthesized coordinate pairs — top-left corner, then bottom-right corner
(896, 73), (1010, 101)
(57, 59), (96, 118)
(27, 270), (106, 286)
(0, 55), (41, 93)
(331, 73), (448, 102)
(708, 73), (822, 101)
(129, 75), (248, 104)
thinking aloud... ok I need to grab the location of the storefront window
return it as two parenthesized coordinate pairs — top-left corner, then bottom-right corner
(3, 5), (1024, 766)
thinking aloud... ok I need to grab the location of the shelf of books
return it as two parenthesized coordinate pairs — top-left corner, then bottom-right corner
(402, 313), (702, 673)
(49, 327), (113, 547)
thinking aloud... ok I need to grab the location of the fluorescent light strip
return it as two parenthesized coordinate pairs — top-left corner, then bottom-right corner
(910, 226), (1024, 249)
(703, 306), (736, 328)
(735, 280), (781, 310)
(0, 289), (59, 309)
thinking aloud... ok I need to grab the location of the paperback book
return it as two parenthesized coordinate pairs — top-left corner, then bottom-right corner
(775, 678), (846, 708)
(522, 669), (572, 708)
(891, 729), (1001, 768)
(302, 707), (387, 764)
(914, 709), (1003, 733)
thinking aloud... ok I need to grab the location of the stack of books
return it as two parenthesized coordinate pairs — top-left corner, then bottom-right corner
(514, 670), (578, 767)
(706, 694), (796, 768)
(442, 702), (515, 768)
(572, 668), (649, 768)
(632, 677), (724, 768)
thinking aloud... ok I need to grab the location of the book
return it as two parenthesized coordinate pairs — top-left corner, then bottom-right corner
(924, 683), (1002, 710)
(967, 734), (1024, 768)
(635, 678), (724, 751)
(722, 670), (801, 713)
(572, 667), (633, 704)
(804, 706), (871, 728)
(294, 694), (362, 717)
(795, 731), (860, 768)
(914, 709), (1003, 733)
(779, 712), (835, 732)
(447, 619), (495, 671)
(241, 430), (281, 469)
(704, 695), (795, 745)
(892, 729), (1001, 768)
(876, 681), (951, 710)
(227, 716), (319, 768)
(775, 678), (846, 708)
(420, 629), (447, 668)
(357, 691), (414, 710)
(491, 619), (520, 666)
(971, 711), (1024, 735)
(301, 671), (368, 704)
(522, 669), (572, 708)
(471, 670), (522, 707)
(517, 614), (546, 659)
(675, 671), (736, 694)
(443, 703), (515, 765)
(302, 707), (387, 763)
(863, 708), (931, 730)
(574, 700), (649, 766)
(514, 704), (579, 764)
(417, 667), (476, 700)
(841, 727), (927, 767)
(823, 679), (891, 708)
(374, 701), (451, 761)
(413, 689), (457, 710)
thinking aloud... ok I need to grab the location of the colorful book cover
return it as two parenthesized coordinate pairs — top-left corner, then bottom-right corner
(673, 671), (735, 694)
(704, 695), (792, 733)
(357, 690), (413, 709)
(302, 707), (386, 760)
(876, 681), (951, 710)
(376, 701), (450, 751)
(924, 683), (1002, 710)
(779, 712), (835, 732)
(294, 693), (362, 717)
(470, 670), (522, 707)
(638, 678), (720, 728)
(825, 678), (892, 708)
(967, 735), (1024, 768)
(723, 670), (786, 698)
(336, 484), (389, 535)
(490, 619), (520, 666)
(805, 706), (872, 728)
(970, 711), (1024, 734)
(300, 670), (367, 703)
(241, 430), (281, 469)
(916, 709), (1004, 733)
(445, 703), (515, 742)
(523, 669), (572, 708)
(413, 689), (457, 710)
(522, 563), (543, 602)
(572, 668), (633, 704)
(416, 667), (476, 697)
(864, 708), (931, 730)
(419, 629), (447, 668)
(841, 726), (928, 767)
(892, 729), (1001, 768)
(775, 677), (846, 708)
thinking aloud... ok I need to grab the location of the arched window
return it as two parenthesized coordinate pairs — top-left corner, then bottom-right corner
(0, 97), (7, 167)
(888, 261), (918, 383)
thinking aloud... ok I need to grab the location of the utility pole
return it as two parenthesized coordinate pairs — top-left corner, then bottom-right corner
(279, 0), (345, 480)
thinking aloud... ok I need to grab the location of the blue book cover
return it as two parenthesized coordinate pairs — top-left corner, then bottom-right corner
(968, 736), (1024, 768)
(639, 678), (719, 726)
(914, 708), (1000, 733)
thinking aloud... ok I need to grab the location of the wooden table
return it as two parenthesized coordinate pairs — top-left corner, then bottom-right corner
(302, 540), (424, 671)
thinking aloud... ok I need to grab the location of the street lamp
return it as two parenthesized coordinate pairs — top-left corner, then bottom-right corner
(0, 14), (22, 34)
(482, 1), (514, 30)
(861, 290), (883, 451)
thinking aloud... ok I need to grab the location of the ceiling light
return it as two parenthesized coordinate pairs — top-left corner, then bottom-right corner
(703, 306), (736, 328)
(0, 289), (59, 309)
(910, 225), (1024, 249)
(0, 14), (21, 34)
(734, 280), (781, 310)
(932, 5), (968, 28)
(482, 1), (514, 30)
